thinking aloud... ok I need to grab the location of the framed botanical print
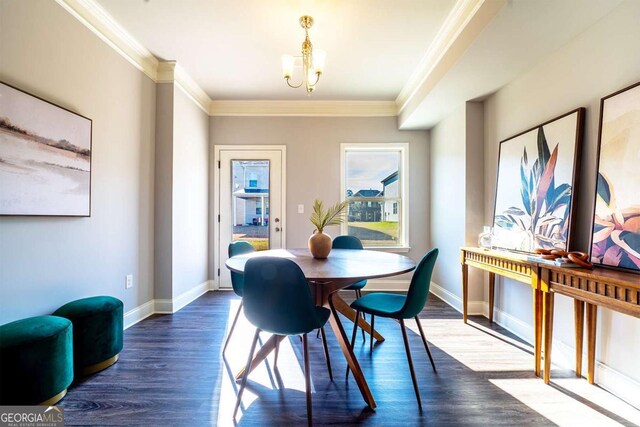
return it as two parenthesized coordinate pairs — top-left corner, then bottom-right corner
(590, 82), (640, 273)
(0, 82), (92, 216)
(492, 109), (584, 253)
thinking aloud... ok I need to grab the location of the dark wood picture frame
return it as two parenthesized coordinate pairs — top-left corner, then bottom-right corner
(0, 81), (93, 217)
(588, 81), (640, 274)
(491, 108), (585, 253)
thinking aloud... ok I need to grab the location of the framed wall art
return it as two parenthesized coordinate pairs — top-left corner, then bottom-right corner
(590, 82), (640, 273)
(0, 82), (92, 216)
(492, 108), (584, 253)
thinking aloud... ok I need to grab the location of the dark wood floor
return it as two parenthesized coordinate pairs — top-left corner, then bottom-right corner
(58, 291), (637, 426)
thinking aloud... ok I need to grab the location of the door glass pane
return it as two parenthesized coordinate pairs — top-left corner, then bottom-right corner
(231, 160), (270, 251)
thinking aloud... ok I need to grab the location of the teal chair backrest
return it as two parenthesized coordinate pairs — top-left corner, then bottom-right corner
(399, 248), (439, 319)
(332, 235), (364, 250)
(228, 241), (255, 296)
(243, 257), (321, 335)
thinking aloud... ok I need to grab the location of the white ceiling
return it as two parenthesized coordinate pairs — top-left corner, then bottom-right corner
(398, 0), (625, 129)
(97, 0), (456, 101)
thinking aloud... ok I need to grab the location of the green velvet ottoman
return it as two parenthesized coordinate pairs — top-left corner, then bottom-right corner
(0, 315), (73, 405)
(53, 296), (123, 376)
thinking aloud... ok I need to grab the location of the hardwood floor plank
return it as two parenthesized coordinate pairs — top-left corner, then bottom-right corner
(56, 291), (639, 426)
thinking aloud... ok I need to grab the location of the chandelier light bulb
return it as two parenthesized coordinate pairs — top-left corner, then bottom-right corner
(282, 16), (325, 94)
(281, 54), (294, 79)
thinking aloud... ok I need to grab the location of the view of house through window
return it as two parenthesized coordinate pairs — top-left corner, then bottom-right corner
(343, 146), (405, 247)
(231, 160), (269, 251)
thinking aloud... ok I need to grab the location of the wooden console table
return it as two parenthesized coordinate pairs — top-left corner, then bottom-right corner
(540, 266), (640, 384)
(460, 247), (542, 375)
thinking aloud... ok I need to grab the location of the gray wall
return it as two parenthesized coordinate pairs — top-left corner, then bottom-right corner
(484, 0), (640, 396)
(154, 84), (210, 300)
(210, 116), (430, 276)
(172, 88), (210, 297)
(430, 102), (485, 302)
(154, 83), (174, 300)
(0, 0), (156, 323)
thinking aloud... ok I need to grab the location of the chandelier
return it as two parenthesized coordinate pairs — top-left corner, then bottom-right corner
(281, 16), (326, 94)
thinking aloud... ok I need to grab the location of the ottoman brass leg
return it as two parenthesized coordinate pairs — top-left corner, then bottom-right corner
(39, 389), (67, 406)
(81, 354), (119, 376)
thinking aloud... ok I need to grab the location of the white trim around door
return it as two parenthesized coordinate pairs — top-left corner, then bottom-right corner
(213, 145), (287, 289)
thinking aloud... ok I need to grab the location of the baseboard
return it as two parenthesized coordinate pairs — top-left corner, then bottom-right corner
(429, 281), (485, 315)
(153, 298), (174, 314)
(123, 300), (154, 330)
(125, 281), (216, 326)
(553, 338), (640, 409)
(155, 280), (215, 314)
(430, 281), (639, 409)
(490, 304), (534, 344)
(172, 280), (213, 313)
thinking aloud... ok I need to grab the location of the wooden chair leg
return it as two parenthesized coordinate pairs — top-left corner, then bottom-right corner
(319, 327), (333, 381)
(346, 310), (360, 379)
(274, 335), (280, 369)
(415, 316), (436, 373)
(223, 301), (243, 355)
(303, 333), (313, 426)
(400, 319), (422, 409)
(356, 290), (366, 341)
(233, 328), (261, 419)
(370, 314), (375, 353)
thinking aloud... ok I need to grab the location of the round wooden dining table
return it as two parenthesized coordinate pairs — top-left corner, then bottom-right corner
(226, 248), (416, 409)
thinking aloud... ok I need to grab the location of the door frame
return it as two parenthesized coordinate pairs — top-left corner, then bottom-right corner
(213, 145), (287, 289)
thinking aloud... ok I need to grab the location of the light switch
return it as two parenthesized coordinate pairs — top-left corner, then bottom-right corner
(298, 204), (304, 214)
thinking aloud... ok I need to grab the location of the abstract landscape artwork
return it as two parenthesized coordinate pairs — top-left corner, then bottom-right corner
(492, 109), (584, 253)
(0, 82), (92, 216)
(590, 82), (640, 273)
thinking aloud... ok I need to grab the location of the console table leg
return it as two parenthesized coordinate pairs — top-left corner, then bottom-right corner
(533, 288), (542, 377)
(462, 264), (469, 323)
(586, 303), (597, 385)
(543, 292), (555, 384)
(488, 272), (495, 323)
(574, 300), (585, 378)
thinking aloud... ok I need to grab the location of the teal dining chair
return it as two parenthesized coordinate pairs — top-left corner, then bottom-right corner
(222, 241), (255, 355)
(332, 236), (368, 298)
(233, 257), (332, 426)
(348, 248), (439, 409)
(330, 236), (367, 342)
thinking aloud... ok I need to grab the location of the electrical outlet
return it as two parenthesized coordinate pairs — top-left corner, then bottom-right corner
(298, 204), (304, 214)
(125, 274), (133, 289)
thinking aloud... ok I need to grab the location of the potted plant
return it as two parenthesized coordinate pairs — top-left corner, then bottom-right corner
(309, 199), (348, 259)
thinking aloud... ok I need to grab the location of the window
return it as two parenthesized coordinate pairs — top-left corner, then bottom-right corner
(341, 143), (409, 249)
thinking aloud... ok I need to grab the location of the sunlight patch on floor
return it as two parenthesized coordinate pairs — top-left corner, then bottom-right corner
(408, 318), (534, 372)
(215, 298), (308, 425)
(490, 378), (637, 427)
(552, 378), (640, 426)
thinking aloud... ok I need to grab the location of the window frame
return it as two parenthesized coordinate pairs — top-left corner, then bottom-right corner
(340, 143), (410, 252)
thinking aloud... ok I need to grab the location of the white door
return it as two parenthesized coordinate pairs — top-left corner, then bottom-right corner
(216, 147), (285, 288)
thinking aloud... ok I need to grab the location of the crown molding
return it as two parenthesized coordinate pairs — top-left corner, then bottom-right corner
(55, 0), (159, 80)
(157, 62), (211, 114)
(209, 100), (398, 117)
(396, 0), (505, 114)
(56, 0), (498, 119)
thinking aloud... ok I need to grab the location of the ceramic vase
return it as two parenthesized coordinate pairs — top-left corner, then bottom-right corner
(309, 230), (332, 259)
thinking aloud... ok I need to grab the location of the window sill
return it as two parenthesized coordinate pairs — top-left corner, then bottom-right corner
(364, 246), (411, 253)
